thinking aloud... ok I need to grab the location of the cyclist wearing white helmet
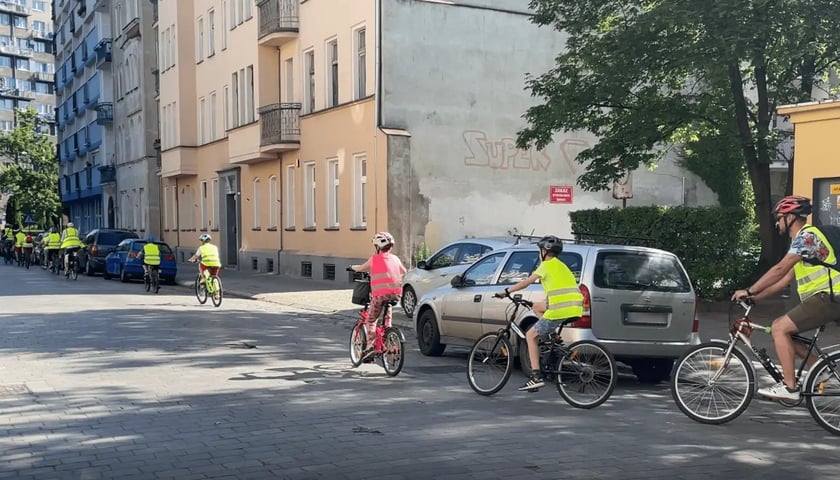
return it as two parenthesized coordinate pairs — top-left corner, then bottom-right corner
(350, 231), (407, 356)
(188, 233), (222, 296)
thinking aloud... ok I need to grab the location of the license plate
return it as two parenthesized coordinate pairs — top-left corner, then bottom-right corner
(625, 312), (669, 326)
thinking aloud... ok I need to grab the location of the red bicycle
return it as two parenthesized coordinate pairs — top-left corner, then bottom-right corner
(347, 269), (405, 376)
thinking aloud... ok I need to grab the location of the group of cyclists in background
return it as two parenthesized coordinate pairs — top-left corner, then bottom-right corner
(1, 222), (82, 274)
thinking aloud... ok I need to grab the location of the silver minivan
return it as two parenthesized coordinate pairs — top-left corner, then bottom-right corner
(413, 242), (700, 383)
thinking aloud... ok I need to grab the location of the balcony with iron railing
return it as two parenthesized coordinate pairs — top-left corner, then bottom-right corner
(257, 0), (298, 47)
(257, 103), (301, 152)
(95, 38), (111, 65)
(95, 102), (112, 125)
(32, 71), (54, 83)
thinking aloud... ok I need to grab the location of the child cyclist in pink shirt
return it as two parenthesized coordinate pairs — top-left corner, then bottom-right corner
(351, 232), (407, 355)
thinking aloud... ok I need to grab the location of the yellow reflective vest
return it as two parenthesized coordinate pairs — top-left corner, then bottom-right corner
(47, 233), (61, 250)
(794, 225), (840, 300)
(539, 257), (585, 320)
(198, 243), (221, 267)
(60, 227), (82, 249)
(15, 232), (25, 247)
(142, 243), (161, 266)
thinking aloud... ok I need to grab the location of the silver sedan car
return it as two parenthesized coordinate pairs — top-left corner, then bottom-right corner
(413, 242), (701, 383)
(400, 237), (516, 318)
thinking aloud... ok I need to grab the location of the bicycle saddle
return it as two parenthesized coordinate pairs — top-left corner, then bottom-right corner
(386, 299), (399, 307)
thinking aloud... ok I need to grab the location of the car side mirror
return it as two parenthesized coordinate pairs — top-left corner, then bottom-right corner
(450, 275), (463, 287)
(417, 260), (427, 269)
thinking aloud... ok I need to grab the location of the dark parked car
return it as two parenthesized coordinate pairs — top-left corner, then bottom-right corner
(103, 239), (177, 284)
(78, 229), (140, 275)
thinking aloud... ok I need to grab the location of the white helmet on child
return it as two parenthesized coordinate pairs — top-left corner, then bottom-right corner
(372, 231), (394, 249)
(199, 233), (212, 243)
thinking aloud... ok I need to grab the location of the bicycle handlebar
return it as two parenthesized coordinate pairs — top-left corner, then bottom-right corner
(494, 290), (534, 308)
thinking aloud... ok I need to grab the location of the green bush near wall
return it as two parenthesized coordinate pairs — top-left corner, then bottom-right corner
(569, 206), (759, 299)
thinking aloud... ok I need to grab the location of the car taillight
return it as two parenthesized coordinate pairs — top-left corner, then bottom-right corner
(128, 252), (137, 259)
(165, 254), (174, 261)
(692, 296), (700, 333)
(91, 245), (98, 256)
(570, 284), (592, 329)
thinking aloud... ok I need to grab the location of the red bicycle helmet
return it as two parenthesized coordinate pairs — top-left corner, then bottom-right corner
(773, 195), (812, 217)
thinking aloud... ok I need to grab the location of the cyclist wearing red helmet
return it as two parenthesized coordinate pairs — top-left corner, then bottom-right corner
(350, 232), (407, 357)
(733, 195), (840, 401)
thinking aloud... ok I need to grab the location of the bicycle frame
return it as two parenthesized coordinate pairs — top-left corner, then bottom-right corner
(713, 300), (840, 399)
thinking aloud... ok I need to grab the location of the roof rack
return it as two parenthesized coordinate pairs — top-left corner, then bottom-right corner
(571, 231), (658, 248)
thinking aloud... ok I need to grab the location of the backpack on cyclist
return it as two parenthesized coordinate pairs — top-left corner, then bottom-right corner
(804, 225), (840, 263)
(25, 235), (32, 244)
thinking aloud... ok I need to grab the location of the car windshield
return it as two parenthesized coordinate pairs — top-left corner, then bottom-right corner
(594, 251), (691, 293)
(99, 231), (138, 245)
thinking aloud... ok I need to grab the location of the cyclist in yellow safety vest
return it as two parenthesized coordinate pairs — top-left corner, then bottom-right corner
(2, 226), (15, 261)
(21, 230), (33, 266)
(137, 236), (161, 279)
(45, 227), (61, 270)
(14, 229), (25, 263)
(59, 222), (83, 276)
(494, 235), (584, 392)
(188, 233), (222, 297)
(733, 196), (840, 403)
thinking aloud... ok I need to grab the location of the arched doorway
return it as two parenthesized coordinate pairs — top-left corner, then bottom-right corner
(107, 197), (115, 228)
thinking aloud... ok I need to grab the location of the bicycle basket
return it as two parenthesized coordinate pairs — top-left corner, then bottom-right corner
(351, 280), (372, 305)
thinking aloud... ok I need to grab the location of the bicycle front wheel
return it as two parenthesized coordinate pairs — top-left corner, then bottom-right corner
(382, 327), (405, 377)
(349, 320), (367, 367)
(195, 274), (208, 304)
(671, 341), (754, 424)
(467, 333), (513, 396)
(69, 263), (78, 280)
(556, 340), (617, 409)
(805, 351), (840, 436)
(210, 277), (222, 307)
(152, 270), (160, 294)
(144, 273), (151, 292)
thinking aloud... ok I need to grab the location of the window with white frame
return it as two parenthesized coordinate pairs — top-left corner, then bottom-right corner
(326, 158), (339, 227)
(200, 181), (208, 230)
(268, 175), (278, 229)
(231, 71), (239, 127)
(207, 9), (215, 57)
(304, 50), (314, 113)
(196, 17), (204, 62)
(253, 178), (261, 229)
(327, 39), (338, 107)
(284, 58), (294, 102)
(212, 178), (220, 229)
(245, 65), (254, 123)
(304, 163), (316, 228)
(199, 96), (206, 143)
(168, 186), (178, 230)
(285, 165), (295, 228)
(354, 154), (367, 227)
(244, 0), (252, 20)
(221, 1), (227, 49)
(354, 27), (366, 100)
(223, 85), (229, 132)
(209, 92), (217, 141)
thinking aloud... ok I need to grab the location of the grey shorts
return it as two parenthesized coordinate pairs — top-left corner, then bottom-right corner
(788, 292), (840, 332)
(532, 318), (563, 337)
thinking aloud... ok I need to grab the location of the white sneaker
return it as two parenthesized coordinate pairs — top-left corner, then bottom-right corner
(757, 381), (800, 401)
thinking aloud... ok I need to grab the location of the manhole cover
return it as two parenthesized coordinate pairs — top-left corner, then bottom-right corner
(0, 384), (30, 396)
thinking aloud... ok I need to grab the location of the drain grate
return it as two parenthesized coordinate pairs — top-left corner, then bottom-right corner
(0, 384), (31, 396)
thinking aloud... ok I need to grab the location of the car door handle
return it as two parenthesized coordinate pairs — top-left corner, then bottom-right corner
(473, 295), (482, 302)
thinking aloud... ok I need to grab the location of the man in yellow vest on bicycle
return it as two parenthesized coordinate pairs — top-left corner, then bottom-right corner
(138, 236), (161, 280)
(188, 233), (222, 298)
(14, 228), (25, 264)
(495, 235), (584, 392)
(733, 196), (840, 402)
(45, 227), (61, 270)
(59, 222), (83, 277)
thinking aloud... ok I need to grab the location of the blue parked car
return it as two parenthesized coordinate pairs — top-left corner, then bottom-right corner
(103, 239), (177, 284)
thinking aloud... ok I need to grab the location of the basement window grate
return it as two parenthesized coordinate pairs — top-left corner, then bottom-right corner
(323, 263), (336, 281)
(251, 257), (259, 271)
(301, 261), (312, 278)
(266, 259), (274, 273)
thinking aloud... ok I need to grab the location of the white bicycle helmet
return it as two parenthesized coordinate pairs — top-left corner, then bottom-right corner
(372, 231), (394, 249)
(199, 233), (212, 243)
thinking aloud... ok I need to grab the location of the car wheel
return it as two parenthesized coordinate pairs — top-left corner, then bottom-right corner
(85, 259), (95, 276)
(417, 310), (446, 356)
(119, 266), (129, 283)
(631, 358), (674, 384)
(401, 286), (417, 317)
(103, 269), (111, 280)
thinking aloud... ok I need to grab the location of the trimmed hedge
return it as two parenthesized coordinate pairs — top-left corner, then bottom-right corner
(569, 206), (758, 299)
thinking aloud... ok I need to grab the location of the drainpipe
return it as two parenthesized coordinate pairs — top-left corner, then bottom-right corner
(174, 177), (180, 255)
(373, 0), (382, 233)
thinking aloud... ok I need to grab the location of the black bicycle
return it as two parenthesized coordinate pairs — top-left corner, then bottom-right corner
(466, 292), (617, 408)
(65, 249), (79, 280)
(144, 265), (161, 294)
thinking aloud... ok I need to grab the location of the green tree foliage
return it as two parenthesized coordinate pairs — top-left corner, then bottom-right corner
(0, 107), (60, 228)
(517, 0), (840, 272)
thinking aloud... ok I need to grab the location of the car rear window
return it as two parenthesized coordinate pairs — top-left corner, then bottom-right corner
(594, 251), (691, 293)
(98, 231), (138, 245)
(133, 242), (173, 253)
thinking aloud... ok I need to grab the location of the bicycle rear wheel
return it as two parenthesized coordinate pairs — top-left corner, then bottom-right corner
(382, 327), (405, 377)
(467, 333), (513, 396)
(805, 351), (840, 436)
(195, 274), (208, 304)
(152, 269), (160, 294)
(144, 272), (151, 292)
(556, 340), (617, 409)
(210, 277), (222, 307)
(349, 320), (367, 367)
(69, 261), (78, 280)
(671, 341), (754, 424)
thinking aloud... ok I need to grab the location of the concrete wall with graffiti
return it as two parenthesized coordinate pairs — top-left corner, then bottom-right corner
(381, 0), (716, 251)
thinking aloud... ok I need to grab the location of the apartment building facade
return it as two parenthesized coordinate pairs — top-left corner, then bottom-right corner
(160, 0), (716, 280)
(110, 0), (160, 238)
(0, 0), (56, 225)
(54, 0), (114, 232)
